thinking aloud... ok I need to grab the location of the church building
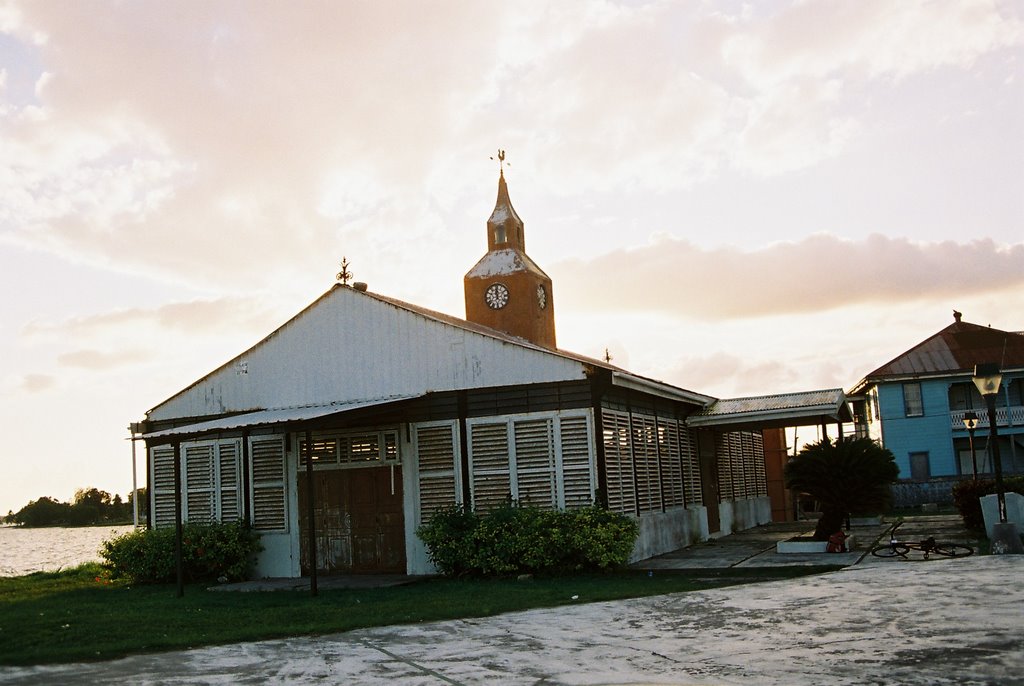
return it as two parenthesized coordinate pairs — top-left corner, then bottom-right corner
(138, 166), (795, 578)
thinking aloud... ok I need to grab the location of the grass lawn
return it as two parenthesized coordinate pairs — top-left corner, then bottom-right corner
(0, 563), (842, 666)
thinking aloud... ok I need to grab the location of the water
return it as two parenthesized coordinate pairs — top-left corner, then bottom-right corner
(0, 525), (134, 577)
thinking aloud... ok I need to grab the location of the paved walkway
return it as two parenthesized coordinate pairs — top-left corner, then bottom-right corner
(2, 516), (1019, 685)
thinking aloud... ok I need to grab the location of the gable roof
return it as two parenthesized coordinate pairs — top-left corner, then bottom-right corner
(851, 318), (1024, 393)
(145, 284), (712, 424)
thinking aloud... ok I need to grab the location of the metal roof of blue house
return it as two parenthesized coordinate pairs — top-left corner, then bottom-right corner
(851, 315), (1024, 393)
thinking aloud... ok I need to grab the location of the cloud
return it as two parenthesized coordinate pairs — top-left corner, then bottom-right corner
(20, 373), (54, 392)
(721, 0), (1024, 85)
(553, 235), (1024, 320)
(22, 296), (280, 339)
(1, 0), (1020, 297)
(57, 348), (148, 370)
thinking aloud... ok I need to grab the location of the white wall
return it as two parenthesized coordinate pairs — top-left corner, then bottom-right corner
(629, 506), (709, 562)
(716, 496), (772, 537)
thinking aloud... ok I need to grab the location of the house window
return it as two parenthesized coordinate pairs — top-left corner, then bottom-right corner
(909, 452), (930, 481)
(903, 383), (924, 417)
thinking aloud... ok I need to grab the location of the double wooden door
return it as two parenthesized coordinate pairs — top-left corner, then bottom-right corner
(298, 466), (406, 574)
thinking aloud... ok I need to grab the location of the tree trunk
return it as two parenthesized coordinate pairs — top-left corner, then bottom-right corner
(813, 510), (845, 541)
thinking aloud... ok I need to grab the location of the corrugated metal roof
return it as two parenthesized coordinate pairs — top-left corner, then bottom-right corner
(852, 319), (1024, 392)
(145, 284), (714, 422)
(687, 388), (851, 430)
(144, 395), (420, 441)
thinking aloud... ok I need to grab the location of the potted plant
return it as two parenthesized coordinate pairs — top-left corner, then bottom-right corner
(784, 436), (899, 541)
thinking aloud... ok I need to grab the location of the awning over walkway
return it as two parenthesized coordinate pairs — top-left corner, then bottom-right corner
(142, 394), (421, 443)
(686, 388), (852, 431)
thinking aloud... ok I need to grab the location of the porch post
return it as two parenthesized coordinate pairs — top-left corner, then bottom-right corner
(305, 430), (318, 597)
(173, 440), (184, 598)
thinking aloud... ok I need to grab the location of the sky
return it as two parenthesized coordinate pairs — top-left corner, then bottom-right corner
(1, 0), (1022, 515)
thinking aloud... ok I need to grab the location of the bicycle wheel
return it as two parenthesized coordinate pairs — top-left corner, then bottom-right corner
(930, 544), (974, 558)
(871, 544), (911, 558)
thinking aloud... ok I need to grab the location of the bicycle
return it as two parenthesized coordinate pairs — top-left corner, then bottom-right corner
(870, 521), (974, 560)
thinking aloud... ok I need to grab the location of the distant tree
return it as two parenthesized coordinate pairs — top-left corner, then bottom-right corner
(784, 437), (900, 540)
(7, 487), (136, 527)
(9, 497), (72, 527)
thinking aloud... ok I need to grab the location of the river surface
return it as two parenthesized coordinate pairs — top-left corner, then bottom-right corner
(0, 525), (134, 576)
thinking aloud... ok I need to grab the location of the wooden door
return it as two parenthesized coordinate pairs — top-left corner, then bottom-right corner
(299, 465), (406, 574)
(697, 431), (721, 535)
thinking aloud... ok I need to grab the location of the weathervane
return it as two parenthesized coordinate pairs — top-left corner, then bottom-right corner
(336, 256), (353, 286)
(490, 149), (508, 177)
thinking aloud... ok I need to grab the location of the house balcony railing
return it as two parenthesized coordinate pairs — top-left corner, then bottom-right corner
(950, 406), (1024, 431)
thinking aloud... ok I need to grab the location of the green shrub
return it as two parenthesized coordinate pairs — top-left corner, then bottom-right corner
(952, 477), (1024, 530)
(417, 503), (638, 577)
(101, 521), (262, 584)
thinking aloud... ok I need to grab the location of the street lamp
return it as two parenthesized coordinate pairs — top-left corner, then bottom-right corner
(972, 363), (1023, 554)
(963, 410), (979, 481)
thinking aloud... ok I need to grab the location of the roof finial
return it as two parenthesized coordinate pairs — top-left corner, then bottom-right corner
(953, 309), (962, 323)
(604, 348), (613, 363)
(490, 149), (507, 178)
(336, 256), (352, 286)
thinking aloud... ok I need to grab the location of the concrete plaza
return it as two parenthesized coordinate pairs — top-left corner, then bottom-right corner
(2, 517), (1021, 685)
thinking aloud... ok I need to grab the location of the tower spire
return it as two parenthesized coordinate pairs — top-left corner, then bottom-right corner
(486, 152), (524, 252)
(464, 151), (556, 349)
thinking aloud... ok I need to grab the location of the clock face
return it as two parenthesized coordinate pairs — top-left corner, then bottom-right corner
(537, 284), (547, 309)
(485, 283), (510, 309)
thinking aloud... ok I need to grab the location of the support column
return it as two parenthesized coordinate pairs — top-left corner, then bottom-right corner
(173, 440), (184, 598)
(305, 430), (318, 597)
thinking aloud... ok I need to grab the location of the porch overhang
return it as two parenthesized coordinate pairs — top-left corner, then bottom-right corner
(686, 388), (852, 432)
(142, 394), (422, 444)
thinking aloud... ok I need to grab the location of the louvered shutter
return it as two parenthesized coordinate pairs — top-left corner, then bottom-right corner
(632, 415), (661, 514)
(659, 420), (685, 508)
(513, 418), (555, 508)
(558, 414), (594, 509)
(151, 446), (177, 528)
(184, 443), (215, 523)
(729, 433), (745, 500)
(469, 422), (510, 513)
(250, 436), (287, 532)
(602, 410), (636, 515)
(416, 422), (459, 524)
(716, 434), (733, 501)
(751, 431), (767, 497)
(681, 426), (703, 505)
(217, 441), (242, 521)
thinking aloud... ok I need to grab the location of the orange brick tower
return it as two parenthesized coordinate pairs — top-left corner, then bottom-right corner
(464, 155), (556, 348)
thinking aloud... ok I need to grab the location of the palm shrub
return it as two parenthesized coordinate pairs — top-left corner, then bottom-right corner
(784, 437), (899, 540)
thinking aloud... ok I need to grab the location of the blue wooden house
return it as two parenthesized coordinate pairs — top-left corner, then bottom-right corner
(848, 312), (1024, 503)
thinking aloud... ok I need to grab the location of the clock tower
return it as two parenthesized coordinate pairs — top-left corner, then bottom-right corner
(464, 163), (556, 349)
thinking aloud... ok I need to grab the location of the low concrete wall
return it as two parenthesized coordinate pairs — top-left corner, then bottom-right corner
(718, 496), (772, 535)
(980, 492), (1024, 539)
(629, 506), (708, 562)
(890, 478), (960, 508)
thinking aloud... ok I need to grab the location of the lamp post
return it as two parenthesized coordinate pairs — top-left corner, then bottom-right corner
(972, 363), (1022, 554)
(963, 411), (979, 481)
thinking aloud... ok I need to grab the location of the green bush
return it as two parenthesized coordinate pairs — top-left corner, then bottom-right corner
(952, 477), (1024, 530)
(417, 503), (638, 577)
(101, 521), (262, 584)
